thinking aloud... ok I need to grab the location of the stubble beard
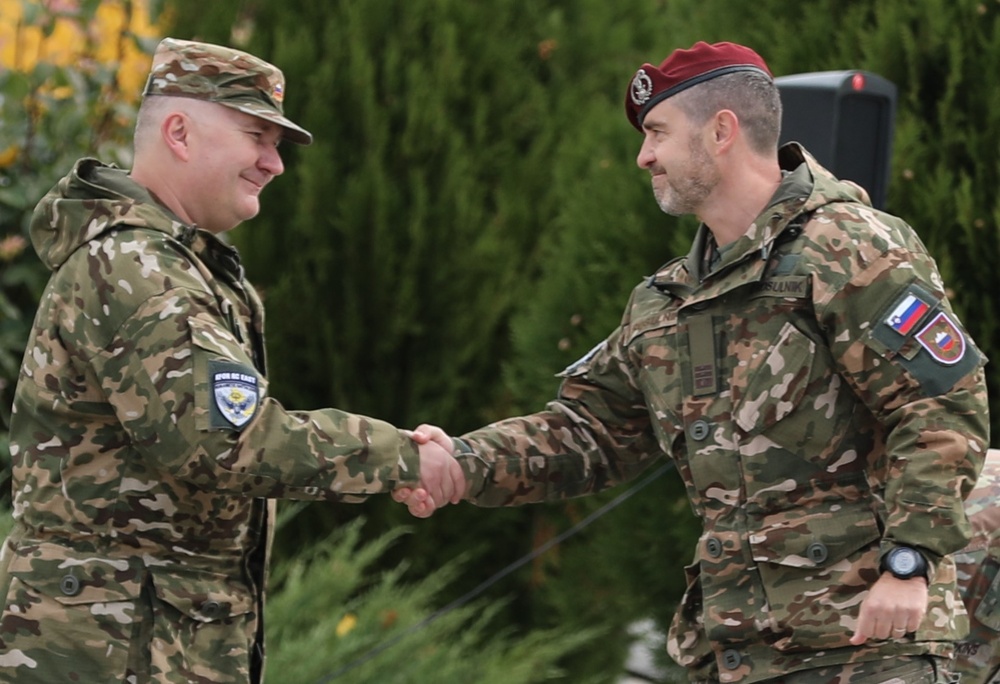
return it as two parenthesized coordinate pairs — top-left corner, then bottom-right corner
(652, 137), (719, 217)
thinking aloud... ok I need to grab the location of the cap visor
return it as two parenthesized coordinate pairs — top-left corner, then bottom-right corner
(228, 102), (313, 145)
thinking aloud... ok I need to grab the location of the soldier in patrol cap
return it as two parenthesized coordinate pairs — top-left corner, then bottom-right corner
(398, 41), (990, 683)
(0, 38), (465, 683)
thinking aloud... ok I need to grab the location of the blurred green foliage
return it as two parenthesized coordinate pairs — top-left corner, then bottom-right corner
(4, 0), (1000, 681)
(266, 509), (606, 683)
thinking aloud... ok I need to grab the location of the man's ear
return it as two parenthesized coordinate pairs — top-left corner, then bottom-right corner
(161, 112), (191, 161)
(711, 109), (739, 153)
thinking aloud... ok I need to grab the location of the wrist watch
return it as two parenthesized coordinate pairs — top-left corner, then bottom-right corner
(881, 545), (928, 580)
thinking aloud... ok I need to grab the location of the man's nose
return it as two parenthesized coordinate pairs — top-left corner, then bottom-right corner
(260, 145), (284, 176)
(636, 140), (655, 169)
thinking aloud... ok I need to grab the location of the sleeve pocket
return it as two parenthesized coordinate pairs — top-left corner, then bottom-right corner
(188, 316), (265, 432)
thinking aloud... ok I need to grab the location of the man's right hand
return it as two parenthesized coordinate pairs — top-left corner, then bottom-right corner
(412, 423), (454, 452)
(395, 425), (458, 518)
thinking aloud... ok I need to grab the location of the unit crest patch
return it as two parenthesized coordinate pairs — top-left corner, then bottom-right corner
(916, 312), (966, 365)
(213, 368), (259, 428)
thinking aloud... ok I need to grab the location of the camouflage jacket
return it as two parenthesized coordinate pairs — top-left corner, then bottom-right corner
(952, 448), (1000, 684)
(0, 158), (422, 683)
(455, 144), (990, 682)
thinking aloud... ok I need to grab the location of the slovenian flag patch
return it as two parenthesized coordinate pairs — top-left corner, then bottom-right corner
(885, 293), (930, 336)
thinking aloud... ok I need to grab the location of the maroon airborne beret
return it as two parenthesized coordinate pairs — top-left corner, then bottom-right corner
(625, 41), (772, 131)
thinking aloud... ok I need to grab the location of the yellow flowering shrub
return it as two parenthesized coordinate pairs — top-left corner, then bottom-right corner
(0, 0), (159, 99)
(1, 1), (163, 446)
(0, 0), (162, 180)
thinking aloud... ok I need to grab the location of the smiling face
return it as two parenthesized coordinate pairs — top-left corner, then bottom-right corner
(184, 103), (285, 233)
(635, 98), (720, 218)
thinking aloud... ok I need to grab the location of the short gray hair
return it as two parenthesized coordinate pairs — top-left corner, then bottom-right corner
(133, 95), (174, 154)
(671, 71), (782, 154)
(133, 96), (219, 154)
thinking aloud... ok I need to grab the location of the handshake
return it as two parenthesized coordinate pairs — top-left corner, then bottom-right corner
(396, 424), (462, 518)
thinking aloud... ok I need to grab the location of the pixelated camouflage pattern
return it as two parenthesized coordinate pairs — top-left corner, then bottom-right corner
(455, 143), (989, 683)
(952, 448), (1000, 683)
(144, 37), (312, 145)
(0, 158), (420, 682)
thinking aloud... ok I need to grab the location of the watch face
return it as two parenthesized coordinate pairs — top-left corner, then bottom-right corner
(890, 548), (918, 574)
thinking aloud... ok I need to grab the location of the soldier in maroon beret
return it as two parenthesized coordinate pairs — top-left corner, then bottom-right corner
(398, 41), (989, 684)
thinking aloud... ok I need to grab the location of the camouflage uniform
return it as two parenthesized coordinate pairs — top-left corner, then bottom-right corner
(0, 40), (420, 684)
(454, 143), (990, 683)
(952, 448), (1000, 683)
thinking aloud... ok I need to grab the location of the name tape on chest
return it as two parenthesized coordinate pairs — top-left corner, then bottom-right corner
(753, 275), (810, 299)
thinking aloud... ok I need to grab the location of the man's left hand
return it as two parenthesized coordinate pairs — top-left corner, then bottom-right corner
(849, 574), (928, 644)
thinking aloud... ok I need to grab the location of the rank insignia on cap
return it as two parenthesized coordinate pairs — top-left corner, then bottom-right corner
(213, 370), (260, 428)
(916, 312), (966, 365)
(884, 292), (930, 336)
(623, 41), (772, 130)
(144, 37), (312, 144)
(630, 69), (654, 106)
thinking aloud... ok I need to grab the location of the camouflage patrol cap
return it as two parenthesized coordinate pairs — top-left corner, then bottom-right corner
(625, 41), (772, 131)
(143, 37), (313, 145)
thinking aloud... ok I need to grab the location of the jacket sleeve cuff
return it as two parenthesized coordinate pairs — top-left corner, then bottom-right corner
(452, 437), (490, 499)
(391, 428), (422, 487)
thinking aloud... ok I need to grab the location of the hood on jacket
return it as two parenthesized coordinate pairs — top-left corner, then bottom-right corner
(780, 142), (873, 213)
(29, 158), (188, 271)
(678, 142), (876, 281)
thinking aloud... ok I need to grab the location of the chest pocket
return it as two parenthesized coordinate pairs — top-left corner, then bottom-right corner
(732, 319), (824, 437)
(729, 289), (856, 458)
(727, 227), (851, 454)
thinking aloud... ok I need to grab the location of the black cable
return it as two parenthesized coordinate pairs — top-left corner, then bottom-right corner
(317, 459), (676, 682)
